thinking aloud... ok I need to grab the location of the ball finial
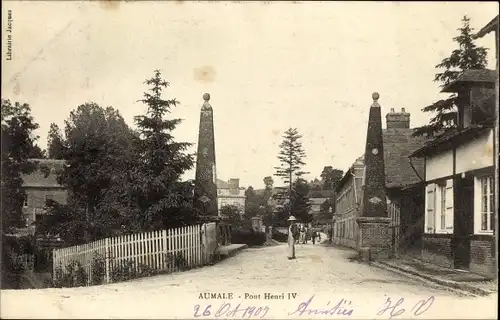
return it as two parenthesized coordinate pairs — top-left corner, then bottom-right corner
(203, 93), (210, 101)
(372, 92), (380, 102)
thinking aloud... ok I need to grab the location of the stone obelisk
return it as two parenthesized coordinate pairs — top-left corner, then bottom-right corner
(194, 93), (219, 218)
(356, 92), (392, 260)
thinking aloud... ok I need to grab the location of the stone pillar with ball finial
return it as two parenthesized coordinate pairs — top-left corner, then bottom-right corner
(194, 93), (219, 219)
(356, 92), (392, 261)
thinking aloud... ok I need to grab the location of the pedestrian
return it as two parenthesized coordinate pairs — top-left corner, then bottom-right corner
(299, 225), (306, 244)
(312, 230), (316, 245)
(287, 216), (298, 260)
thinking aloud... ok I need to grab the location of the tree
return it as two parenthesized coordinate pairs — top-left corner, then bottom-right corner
(1, 99), (40, 232)
(244, 186), (261, 219)
(260, 176), (271, 203)
(413, 16), (488, 137)
(47, 123), (66, 159)
(220, 204), (242, 222)
(44, 103), (137, 243)
(320, 166), (344, 190)
(273, 128), (309, 220)
(290, 178), (312, 223)
(132, 70), (197, 230)
(274, 128), (308, 195)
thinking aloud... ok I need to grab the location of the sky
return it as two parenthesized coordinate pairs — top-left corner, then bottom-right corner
(1, 1), (498, 189)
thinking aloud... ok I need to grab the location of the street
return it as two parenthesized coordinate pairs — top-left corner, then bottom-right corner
(1, 243), (497, 319)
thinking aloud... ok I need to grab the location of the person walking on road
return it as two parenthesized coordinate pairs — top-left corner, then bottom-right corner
(287, 216), (298, 260)
(299, 225), (306, 244)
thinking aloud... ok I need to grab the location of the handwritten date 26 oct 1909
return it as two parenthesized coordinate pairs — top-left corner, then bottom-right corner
(193, 295), (434, 319)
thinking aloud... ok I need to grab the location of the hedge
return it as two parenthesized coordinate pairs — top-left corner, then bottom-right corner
(231, 228), (266, 246)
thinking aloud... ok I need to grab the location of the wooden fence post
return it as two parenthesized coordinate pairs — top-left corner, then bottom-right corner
(105, 238), (110, 284)
(52, 248), (57, 281)
(162, 229), (167, 271)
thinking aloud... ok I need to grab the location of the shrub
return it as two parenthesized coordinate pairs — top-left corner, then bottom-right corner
(272, 229), (288, 243)
(231, 227), (266, 246)
(91, 253), (106, 285)
(52, 261), (88, 288)
(174, 253), (187, 270)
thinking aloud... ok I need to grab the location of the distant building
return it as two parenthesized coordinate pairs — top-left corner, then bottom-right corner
(331, 155), (364, 248)
(216, 178), (245, 215)
(333, 107), (428, 255)
(21, 159), (67, 230)
(307, 189), (334, 224)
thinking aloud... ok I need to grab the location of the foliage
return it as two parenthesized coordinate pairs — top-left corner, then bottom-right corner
(40, 71), (200, 243)
(320, 166), (343, 190)
(220, 204), (242, 222)
(271, 228), (288, 243)
(53, 261), (88, 288)
(289, 178), (312, 223)
(274, 128), (308, 191)
(46, 123), (66, 159)
(1, 99), (40, 232)
(29, 145), (46, 158)
(273, 128), (310, 222)
(413, 16), (489, 137)
(91, 253), (106, 285)
(244, 186), (261, 219)
(131, 70), (198, 230)
(231, 227), (266, 246)
(42, 103), (137, 244)
(263, 176), (274, 202)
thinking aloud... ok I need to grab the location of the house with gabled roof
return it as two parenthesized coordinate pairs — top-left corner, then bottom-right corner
(409, 68), (497, 278)
(332, 107), (428, 255)
(21, 159), (67, 233)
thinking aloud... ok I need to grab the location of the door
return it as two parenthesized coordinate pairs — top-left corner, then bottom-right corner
(453, 176), (474, 270)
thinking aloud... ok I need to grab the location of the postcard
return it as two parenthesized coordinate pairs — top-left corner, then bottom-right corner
(1, 1), (498, 319)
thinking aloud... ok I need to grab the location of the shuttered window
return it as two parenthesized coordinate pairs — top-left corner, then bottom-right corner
(426, 184), (436, 233)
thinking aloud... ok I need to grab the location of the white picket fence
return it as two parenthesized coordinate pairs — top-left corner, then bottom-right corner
(52, 223), (215, 286)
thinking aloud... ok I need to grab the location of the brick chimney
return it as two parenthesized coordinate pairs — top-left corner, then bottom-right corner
(386, 107), (410, 129)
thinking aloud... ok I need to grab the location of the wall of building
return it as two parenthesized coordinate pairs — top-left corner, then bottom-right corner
(22, 188), (68, 225)
(217, 188), (246, 214)
(455, 129), (494, 174)
(470, 236), (496, 278)
(333, 172), (359, 249)
(421, 234), (453, 268)
(426, 151), (453, 181)
(422, 132), (495, 276)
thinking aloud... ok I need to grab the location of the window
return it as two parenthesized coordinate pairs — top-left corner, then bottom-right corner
(427, 180), (454, 234)
(44, 194), (54, 203)
(439, 184), (446, 230)
(480, 176), (494, 232)
(23, 195), (29, 208)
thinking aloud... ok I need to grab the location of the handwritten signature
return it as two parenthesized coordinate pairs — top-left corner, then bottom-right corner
(288, 295), (354, 317)
(287, 294), (434, 318)
(377, 296), (435, 319)
(194, 303), (270, 319)
(194, 295), (434, 319)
